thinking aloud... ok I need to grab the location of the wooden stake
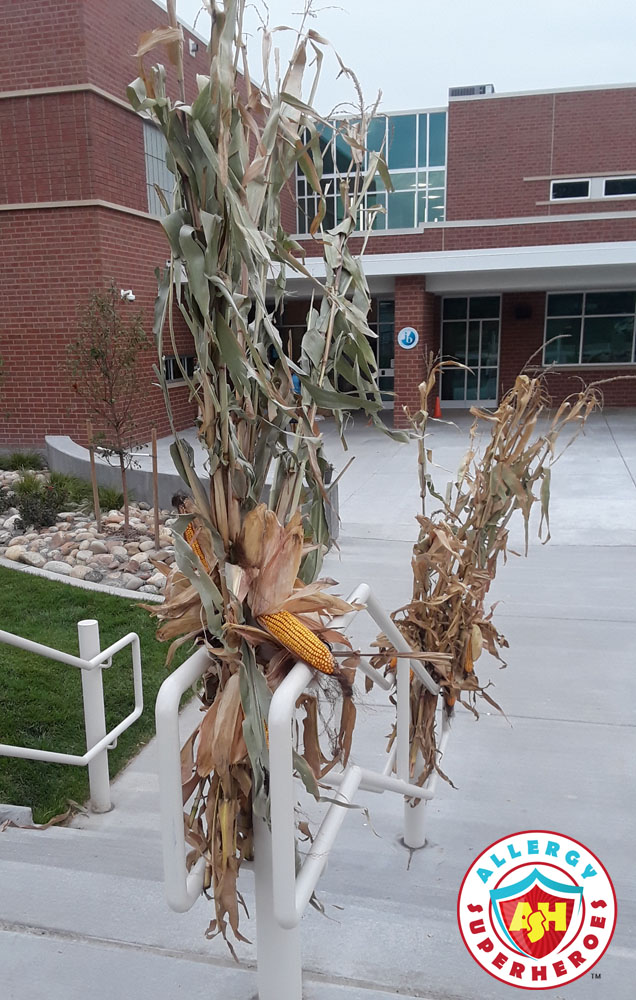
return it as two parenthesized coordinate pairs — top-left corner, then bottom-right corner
(152, 427), (160, 550)
(86, 420), (101, 532)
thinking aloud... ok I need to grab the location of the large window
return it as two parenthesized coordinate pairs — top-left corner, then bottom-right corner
(295, 110), (447, 235)
(544, 292), (636, 365)
(143, 121), (174, 216)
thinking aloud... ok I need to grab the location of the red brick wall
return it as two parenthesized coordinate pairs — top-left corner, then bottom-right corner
(0, 0), (86, 90)
(89, 95), (148, 212)
(393, 277), (439, 427)
(447, 87), (636, 221)
(0, 206), (196, 448)
(82, 0), (211, 105)
(0, 92), (92, 203)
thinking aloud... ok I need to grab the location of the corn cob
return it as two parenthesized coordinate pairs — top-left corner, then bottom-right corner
(387, 656), (414, 682)
(184, 521), (209, 572)
(258, 611), (335, 676)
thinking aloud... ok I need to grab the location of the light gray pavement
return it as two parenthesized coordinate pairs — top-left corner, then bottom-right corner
(1, 410), (635, 999)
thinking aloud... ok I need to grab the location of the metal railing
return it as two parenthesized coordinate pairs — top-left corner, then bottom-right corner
(155, 583), (452, 1000)
(0, 620), (143, 813)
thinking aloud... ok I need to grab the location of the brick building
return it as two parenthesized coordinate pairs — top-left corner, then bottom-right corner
(2, 3), (636, 446)
(0, 0), (210, 448)
(284, 84), (636, 425)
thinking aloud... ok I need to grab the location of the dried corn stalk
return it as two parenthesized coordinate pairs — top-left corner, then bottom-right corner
(130, 0), (398, 950)
(372, 364), (601, 787)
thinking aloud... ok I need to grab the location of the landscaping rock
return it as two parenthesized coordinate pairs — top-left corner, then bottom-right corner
(70, 565), (89, 579)
(76, 550), (93, 563)
(43, 560), (72, 576)
(85, 569), (104, 583)
(127, 551), (146, 566)
(148, 572), (166, 588)
(138, 501), (151, 511)
(4, 513), (22, 529)
(0, 531), (11, 545)
(138, 561), (153, 574)
(89, 540), (108, 554)
(78, 539), (91, 550)
(20, 551), (46, 568)
(139, 539), (155, 552)
(111, 545), (129, 558)
(139, 584), (159, 594)
(122, 574), (142, 591)
(5, 545), (26, 561)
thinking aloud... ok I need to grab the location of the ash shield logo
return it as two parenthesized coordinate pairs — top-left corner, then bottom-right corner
(457, 831), (616, 989)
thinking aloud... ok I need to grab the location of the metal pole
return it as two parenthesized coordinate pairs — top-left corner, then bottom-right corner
(151, 427), (160, 551)
(78, 619), (111, 813)
(253, 813), (302, 1000)
(86, 420), (101, 532)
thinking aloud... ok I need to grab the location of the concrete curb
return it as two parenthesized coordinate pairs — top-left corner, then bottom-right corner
(0, 558), (165, 603)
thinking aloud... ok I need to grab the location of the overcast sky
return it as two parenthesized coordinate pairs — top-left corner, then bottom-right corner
(175, 1), (636, 114)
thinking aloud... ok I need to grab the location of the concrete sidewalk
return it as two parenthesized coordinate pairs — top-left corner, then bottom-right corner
(1, 410), (635, 999)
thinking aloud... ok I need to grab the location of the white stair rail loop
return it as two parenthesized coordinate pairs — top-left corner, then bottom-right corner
(0, 620), (143, 812)
(268, 582), (449, 929)
(155, 645), (209, 911)
(154, 582), (452, 999)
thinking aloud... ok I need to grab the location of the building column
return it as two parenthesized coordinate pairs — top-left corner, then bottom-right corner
(393, 276), (439, 428)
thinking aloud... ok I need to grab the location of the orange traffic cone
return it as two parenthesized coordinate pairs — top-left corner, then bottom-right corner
(433, 396), (442, 419)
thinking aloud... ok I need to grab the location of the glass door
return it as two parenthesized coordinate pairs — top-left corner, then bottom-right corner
(440, 296), (500, 406)
(369, 299), (395, 407)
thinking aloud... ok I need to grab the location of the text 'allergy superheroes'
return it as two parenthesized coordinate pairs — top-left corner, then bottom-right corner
(457, 830), (616, 989)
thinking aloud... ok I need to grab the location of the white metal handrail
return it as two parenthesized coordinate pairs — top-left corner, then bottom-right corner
(155, 584), (453, 1000)
(268, 582), (449, 932)
(0, 620), (143, 812)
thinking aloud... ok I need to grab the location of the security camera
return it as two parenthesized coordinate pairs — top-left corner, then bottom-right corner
(120, 289), (135, 302)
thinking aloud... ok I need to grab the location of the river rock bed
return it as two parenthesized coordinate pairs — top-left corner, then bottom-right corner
(0, 472), (176, 594)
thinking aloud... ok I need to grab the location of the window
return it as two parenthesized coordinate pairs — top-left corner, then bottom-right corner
(550, 179), (590, 200)
(164, 355), (196, 382)
(604, 177), (636, 197)
(143, 122), (174, 216)
(548, 175), (636, 202)
(295, 110), (447, 234)
(441, 296), (500, 403)
(544, 292), (636, 366)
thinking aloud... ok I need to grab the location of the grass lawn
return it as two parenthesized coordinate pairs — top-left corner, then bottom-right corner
(0, 567), (191, 823)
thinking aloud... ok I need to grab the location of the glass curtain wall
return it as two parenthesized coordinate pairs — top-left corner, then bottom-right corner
(296, 110), (447, 234)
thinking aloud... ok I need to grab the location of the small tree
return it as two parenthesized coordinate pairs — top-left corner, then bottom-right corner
(68, 282), (147, 534)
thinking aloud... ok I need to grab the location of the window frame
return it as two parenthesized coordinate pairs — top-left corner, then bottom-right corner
(549, 178), (591, 202)
(603, 176), (636, 199)
(163, 355), (197, 384)
(543, 291), (636, 367)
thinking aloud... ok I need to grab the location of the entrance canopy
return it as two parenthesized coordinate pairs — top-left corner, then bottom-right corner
(284, 240), (636, 295)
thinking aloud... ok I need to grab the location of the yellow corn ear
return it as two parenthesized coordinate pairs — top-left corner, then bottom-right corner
(184, 521), (209, 572)
(258, 611), (335, 676)
(471, 623), (483, 661)
(464, 642), (474, 674)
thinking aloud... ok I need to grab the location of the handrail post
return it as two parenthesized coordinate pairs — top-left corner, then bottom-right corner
(253, 813), (302, 1000)
(78, 619), (111, 813)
